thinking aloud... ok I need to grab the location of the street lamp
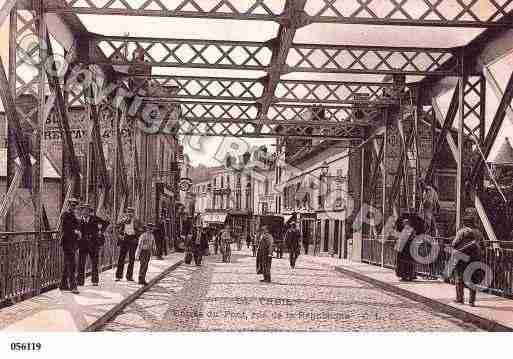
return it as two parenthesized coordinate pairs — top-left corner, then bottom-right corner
(320, 161), (329, 177)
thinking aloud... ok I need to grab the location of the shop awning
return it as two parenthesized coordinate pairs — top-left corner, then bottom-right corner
(203, 213), (228, 224)
(317, 211), (347, 221)
(282, 214), (293, 224)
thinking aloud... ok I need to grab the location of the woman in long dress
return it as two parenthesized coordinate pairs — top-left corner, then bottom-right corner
(394, 214), (425, 281)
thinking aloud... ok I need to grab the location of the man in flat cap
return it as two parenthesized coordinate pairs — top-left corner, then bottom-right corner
(116, 207), (142, 281)
(256, 225), (274, 283)
(77, 204), (110, 286)
(136, 223), (157, 285)
(285, 221), (302, 269)
(59, 197), (81, 294)
(450, 210), (485, 306)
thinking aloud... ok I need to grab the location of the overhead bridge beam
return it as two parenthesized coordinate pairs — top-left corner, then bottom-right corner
(43, 0), (513, 28)
(141, 100), (379, 123)
(126, 74), (400, 105)
(90, 35), (459, 76)
(177, 117), (367, 139)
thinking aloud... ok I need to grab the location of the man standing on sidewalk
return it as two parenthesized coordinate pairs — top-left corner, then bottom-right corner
(219, 224), (233, 263)
(285, 221), (301, 269)
(60, 198), (81, 294)
(76, 204), (110, 287)
(136, 223), (157, 285)
(256, 225), (274, 283)
(116, 207), (142, 281)
(451, 211), (484, 307)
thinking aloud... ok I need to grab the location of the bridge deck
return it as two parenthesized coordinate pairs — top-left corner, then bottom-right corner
(0, 253), (183, 332)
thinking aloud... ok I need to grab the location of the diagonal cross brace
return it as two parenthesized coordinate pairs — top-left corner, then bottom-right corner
(0, 0), (18, 27)
(468, 71), (513, 189)
(425, 82), (460, 183)
(255, 0), (307, 131)
(45, 31), (81, 187)
(88, 100), (110, 190)
(389, 129), (415, 214)
(367, 137), (385, 205)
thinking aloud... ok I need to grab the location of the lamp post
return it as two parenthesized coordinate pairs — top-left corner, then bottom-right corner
(320, 161), (329, 210)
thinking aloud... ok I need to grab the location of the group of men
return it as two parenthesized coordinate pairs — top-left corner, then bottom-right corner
(60, 198), (110, 294)
(60, 198), (166, 294)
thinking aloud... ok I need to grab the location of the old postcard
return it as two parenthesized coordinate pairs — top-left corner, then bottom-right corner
(1, 1), (513, 356)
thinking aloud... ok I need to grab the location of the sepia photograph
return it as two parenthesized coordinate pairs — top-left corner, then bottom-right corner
(0, 0), (513, 357)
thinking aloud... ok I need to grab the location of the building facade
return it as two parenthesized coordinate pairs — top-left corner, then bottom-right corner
(190, 146), (277, 235)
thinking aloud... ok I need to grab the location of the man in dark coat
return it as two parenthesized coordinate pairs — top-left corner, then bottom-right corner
(219, 224), (232, 263)
(193, 228), (209, 266)
(76, 204), (110, 286)
(116, 207), (142, 281)
(285, 221), (301, 269)
(60, 198), (81, 294)
(256, 225), (274, 283)
(153, 221), (165, 260)
(451, 212), (484, 307)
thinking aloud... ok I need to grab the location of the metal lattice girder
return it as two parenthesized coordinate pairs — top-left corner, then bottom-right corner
(128, 74), (397, 105)
(175, 101), (375, 123)
(91, 36), (458, 75)
(286, 43), (458, 75)
(177, 118), (367, 139)
(469, 70), (513, 187)
(274, 79), (399, 104)
(43, 0), (513, 28)
(128, 75), (264, 101)
(461, 75), (486, 144)
(91, 36), (272, 70)
(304, 0), (513, 27)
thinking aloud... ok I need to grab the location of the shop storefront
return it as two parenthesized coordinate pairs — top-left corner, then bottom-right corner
(298, 212), (316, 254)
(315, 211), (348, 259)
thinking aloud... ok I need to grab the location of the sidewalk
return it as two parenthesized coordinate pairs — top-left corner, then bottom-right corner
(304, 256), (513, 331)
(0, 253), (184, 332)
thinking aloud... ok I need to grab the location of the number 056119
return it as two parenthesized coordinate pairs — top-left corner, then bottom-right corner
(10, 342), (41, 351)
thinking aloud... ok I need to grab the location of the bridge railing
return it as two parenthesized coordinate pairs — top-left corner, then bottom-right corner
(362, 237), (513, 298)
(0, 229), (120, 306)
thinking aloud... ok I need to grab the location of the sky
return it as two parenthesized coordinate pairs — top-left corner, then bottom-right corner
(1, 3), (513, 165)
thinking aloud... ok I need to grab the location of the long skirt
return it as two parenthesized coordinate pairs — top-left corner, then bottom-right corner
(395, 252), (415, 280)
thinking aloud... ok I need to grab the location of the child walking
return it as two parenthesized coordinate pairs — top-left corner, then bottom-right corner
(136, 223), (156, 285)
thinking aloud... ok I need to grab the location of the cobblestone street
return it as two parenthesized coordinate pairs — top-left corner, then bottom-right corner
(101, 248), (481, 332)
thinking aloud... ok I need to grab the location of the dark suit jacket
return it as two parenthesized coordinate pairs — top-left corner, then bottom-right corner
(79, 215), (110, 249)
(285, 228), (301, 252)
(116, 216), (142, 237)
(61, 210), (80, 252)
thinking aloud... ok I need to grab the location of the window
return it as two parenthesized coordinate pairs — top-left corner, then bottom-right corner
(264, 178), (269, 195)
(221, 176), (224, 188)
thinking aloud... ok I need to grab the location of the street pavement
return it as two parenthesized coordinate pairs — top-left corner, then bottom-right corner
(100, 247), (481, 332)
